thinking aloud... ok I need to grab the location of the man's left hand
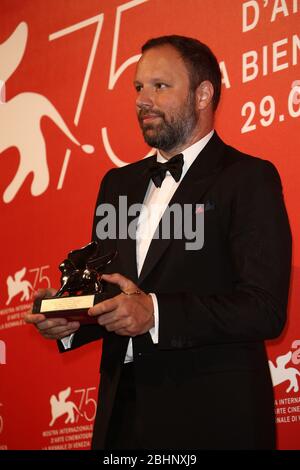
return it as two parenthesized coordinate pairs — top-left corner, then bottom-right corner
(88, 273), (154, 336)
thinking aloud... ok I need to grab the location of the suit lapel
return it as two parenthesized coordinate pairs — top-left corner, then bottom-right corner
(138, 133), (227, 285)
(116, 155), (156, 283)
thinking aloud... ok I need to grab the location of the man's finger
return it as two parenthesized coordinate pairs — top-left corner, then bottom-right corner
(101, 273), (137, 293)
(33, 288), (57, 300)
(114, 328), (130, 336)
(88, 297), (118, 316)
(97, 312), (116, 326)
(24, 313), (46, 324)
(103, 318), (131, 333)
(43, 324), (80, 339)
(37, 318), (69, 331)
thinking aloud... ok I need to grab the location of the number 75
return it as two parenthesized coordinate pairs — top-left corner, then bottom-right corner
(50, 0), (152, 188)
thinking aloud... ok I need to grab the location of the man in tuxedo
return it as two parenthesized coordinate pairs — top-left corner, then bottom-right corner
(25, 35), (292, 449)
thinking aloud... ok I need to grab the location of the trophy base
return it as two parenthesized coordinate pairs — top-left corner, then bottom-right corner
(32, 293), (108, 324)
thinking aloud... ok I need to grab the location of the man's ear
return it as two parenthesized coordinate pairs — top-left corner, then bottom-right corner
(196, 80), (214, 111)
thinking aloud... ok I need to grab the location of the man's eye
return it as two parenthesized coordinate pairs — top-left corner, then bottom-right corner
(135, 85), (142, 92)
(155, 83), (167, 89)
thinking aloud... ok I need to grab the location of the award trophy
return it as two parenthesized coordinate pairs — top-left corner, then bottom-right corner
(33, 241), (117, 324)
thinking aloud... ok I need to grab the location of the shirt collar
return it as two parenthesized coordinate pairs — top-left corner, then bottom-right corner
(156, 130), (214, 178)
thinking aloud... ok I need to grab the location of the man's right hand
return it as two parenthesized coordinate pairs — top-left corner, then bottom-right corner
(24, 288), (80, 340)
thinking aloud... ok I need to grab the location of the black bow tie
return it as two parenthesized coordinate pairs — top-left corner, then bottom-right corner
(149, 153), (184, 188)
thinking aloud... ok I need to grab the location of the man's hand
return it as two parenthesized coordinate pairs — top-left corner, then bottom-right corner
(24, 288), (80, 340)
(88, 273), (154, 336)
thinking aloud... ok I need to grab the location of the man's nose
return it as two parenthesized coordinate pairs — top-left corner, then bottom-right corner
(136, 88), (154, 109)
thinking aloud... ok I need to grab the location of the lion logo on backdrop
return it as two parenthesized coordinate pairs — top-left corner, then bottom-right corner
(0, 340), (6, 364)
(6, 267), (33, 305)
(49, 386), (82, 427)
(0, 22), (94, 204)
(269, 341), (300, 393)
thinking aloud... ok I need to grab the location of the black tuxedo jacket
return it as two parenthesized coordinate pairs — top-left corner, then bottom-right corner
(65, 133), (292, 449)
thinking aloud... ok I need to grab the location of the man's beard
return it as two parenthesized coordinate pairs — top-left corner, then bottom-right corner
(138, 92), (198, 153)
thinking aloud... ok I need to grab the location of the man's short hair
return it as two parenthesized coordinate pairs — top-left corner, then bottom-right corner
(141, 35), (221, 110)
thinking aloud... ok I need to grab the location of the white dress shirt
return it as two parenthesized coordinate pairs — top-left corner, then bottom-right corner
(62, 130), (214, 358)
(124, 129), (214, 362)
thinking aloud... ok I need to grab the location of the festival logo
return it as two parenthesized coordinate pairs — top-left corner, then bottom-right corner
(49, 387), (83, 427)
(269, 340), (300, 394)
(0, 22), (94, 204)
(6, 267), (33, 306)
